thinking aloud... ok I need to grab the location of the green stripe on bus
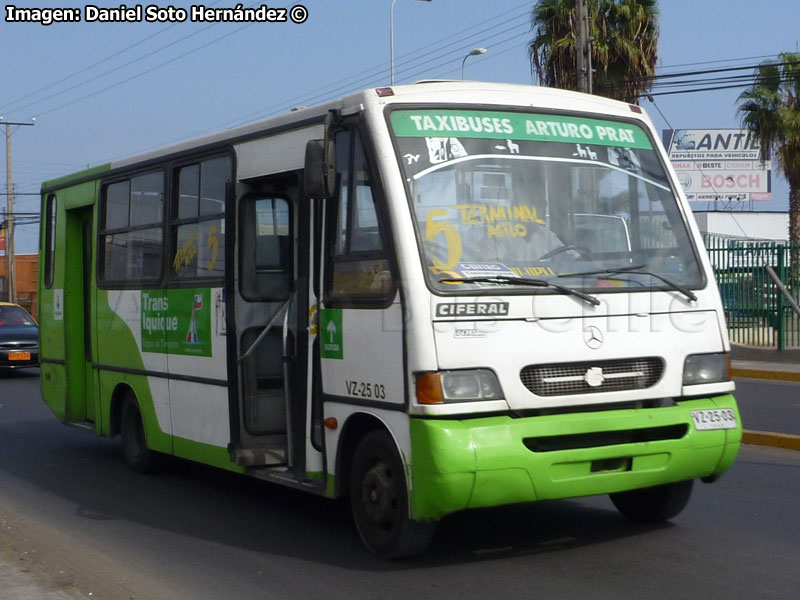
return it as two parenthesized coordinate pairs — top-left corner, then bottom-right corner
(390, 110), (653, 149)
(42, 163), (112, 190)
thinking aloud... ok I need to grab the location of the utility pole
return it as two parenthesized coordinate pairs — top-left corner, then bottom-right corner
(575, 0), (592, 94)
(1, 117), (35, 304)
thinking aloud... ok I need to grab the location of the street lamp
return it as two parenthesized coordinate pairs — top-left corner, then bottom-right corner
(461, 48), (487, 79)
(390, 0), (432, 85)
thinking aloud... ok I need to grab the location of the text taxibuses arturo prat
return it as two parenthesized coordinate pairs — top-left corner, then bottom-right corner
(4, 4), (309, 26)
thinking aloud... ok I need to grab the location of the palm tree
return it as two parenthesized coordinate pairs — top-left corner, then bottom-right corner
(737, 53), (800, 244)
(528, 0), (659, 103)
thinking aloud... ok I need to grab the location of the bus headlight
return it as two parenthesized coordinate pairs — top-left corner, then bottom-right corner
(682, 353), (731, 385)
(416, 370), (504, 404)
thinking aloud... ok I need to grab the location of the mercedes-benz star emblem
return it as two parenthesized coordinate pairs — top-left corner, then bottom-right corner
(583, 326), (604, 349)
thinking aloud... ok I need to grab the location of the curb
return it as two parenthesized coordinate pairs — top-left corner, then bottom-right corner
(732, 368), (800, 383)
(743, 430), (800, 452)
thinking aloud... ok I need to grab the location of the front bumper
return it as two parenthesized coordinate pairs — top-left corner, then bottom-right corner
(409, 394), (741, 521)
(0, 349), (39, 369)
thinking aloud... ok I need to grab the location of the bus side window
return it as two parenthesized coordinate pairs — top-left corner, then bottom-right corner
(171, 156), (230, 280)
(99, 173), (164, 284)
(240, 197), (292, 301)
(327, 130), (394, 300)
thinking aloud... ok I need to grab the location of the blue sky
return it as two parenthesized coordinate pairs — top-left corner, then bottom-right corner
(2, 0), (799, 253)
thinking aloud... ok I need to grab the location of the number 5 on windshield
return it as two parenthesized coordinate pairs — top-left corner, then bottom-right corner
(425, 209), (462, 273)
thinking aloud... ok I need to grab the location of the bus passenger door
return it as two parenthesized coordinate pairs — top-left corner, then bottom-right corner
(63, 205), (97, 423)
(230, 174), (308, 471)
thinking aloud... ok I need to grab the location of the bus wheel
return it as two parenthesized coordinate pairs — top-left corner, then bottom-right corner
(350, 431), (436, 559)
(610, 480), (694, 522)
(120, 394), (159, 473)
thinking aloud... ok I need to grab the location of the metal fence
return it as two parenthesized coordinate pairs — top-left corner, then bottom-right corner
(704, 236), (800, 348)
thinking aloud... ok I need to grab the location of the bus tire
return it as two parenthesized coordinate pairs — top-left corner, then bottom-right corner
(609, 479), (694, 522)
(349, 431), (436, 559)
(120, 394), (160, 474)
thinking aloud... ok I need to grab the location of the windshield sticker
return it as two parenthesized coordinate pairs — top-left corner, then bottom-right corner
(496, 140), (521, 154)
(453, 203), (546, 229)
(391, 110), (653, 150)
(509, 265), (557, 277)
(608, 146), (641, 172)
(456, 262), (516, 278)
(572, 144), (598, 161)
(424, 204), (559, 274)
(426, 137), (468, 163)
(595, 277), (627, 288)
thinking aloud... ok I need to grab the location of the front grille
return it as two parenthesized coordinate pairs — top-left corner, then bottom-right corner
(520, 357), (663, 397)
(523, 424), (688, 452)
(0, 341), (37, 349)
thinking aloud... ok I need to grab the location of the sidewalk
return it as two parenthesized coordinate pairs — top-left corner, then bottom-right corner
(730, 344), (800, 451)
(0, 562), (82, 600)
(730, 345), (800, 381)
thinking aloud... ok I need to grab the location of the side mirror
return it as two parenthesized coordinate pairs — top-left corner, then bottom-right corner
(304, 139), (336, 199)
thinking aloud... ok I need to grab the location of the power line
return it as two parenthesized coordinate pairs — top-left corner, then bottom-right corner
(291, 21), (530, 114)
(111, 4), (533, 150)
(6, 2), (263, 119)
(655, 53), (789, 72)
(1, 25), (180, 112)
(221, 6), (532, 128)
(594, 59), (800, 94)
(0, 0), (229, 115)
(32, 21), (258, 118)
(400, 32), (530, 85)
(647, 83), (769, 97)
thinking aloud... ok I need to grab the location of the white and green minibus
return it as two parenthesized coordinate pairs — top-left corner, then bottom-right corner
(39, 82), (741, 558)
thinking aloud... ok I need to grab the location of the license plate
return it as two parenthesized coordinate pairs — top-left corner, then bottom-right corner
(8, 351), (31, 361)
(691, 409), (738, 431)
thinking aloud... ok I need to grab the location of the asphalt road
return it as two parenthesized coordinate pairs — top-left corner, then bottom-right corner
(1, 370), (799, 600)
(734, 377), (800, 435)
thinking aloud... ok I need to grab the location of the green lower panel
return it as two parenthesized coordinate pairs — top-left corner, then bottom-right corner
(40, 363), (68, 422)
(410, 394), (741, 521)
(173, 436), (244, 473)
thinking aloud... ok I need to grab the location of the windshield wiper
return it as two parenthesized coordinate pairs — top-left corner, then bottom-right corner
(438, 276), (600, 306)
(557, 265), (697, 302)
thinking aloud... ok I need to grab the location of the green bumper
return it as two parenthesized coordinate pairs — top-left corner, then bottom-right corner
(409, 394), (741, 521)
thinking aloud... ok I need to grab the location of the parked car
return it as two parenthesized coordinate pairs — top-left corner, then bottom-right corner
(0, 302), (39, 370)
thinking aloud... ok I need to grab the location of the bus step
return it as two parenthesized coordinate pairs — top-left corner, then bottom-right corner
(245, 468), (327, 495)
(67, 420), (96, 432)
(231, 446), (287, 467)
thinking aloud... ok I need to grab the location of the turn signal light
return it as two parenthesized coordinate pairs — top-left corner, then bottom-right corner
(415, 372), (444, 405)
(324, 417), (338, 430)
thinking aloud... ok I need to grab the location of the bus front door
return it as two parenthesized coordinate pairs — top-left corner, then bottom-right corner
(230, 178), (310, 475)
(62, 205), (96, 424)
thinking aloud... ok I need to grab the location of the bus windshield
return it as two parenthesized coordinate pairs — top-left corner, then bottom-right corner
(390, 108), (703, 294)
